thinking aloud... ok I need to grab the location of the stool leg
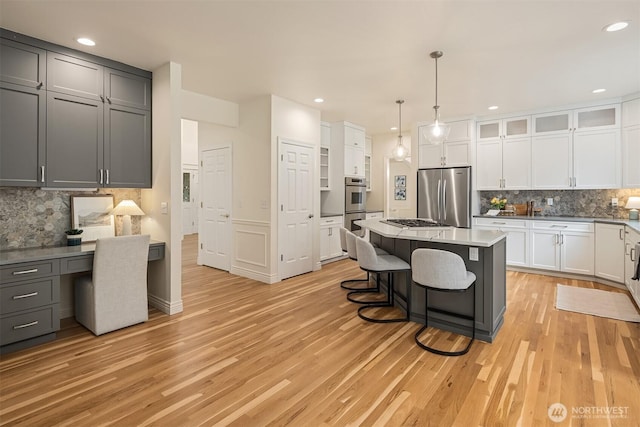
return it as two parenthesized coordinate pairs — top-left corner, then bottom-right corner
(340, 270), (371, 291)
(414, 284), (475, 357)
(357, 270), (409, 323)
(347, 271), (383, 304)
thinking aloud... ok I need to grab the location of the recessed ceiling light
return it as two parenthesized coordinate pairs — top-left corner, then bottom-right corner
(603, 21), (629, 32)
(313, 98), (324, 103)
(77, 37), (95, 46)
(390, 126), (398, 131)
(488, 106), (499, 110)
(592, 88), (606, 94)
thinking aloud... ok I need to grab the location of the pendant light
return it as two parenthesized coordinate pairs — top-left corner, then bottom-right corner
(424, 51), (450, 145)
(392, 99), (408, 161)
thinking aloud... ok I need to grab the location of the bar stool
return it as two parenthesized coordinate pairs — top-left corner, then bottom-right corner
(411, 248), (476, 356)
(354, 237), (411, 323)
(339, 228), (387, 294)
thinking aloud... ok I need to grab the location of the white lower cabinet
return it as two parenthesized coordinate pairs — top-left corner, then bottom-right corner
(594, 223), (626, 282)
(320, 216), (343, 261)
(530, 221), (594, 275)
(474, 218), (529, 266)
(624, 227), (640, 307)
(364, 211), (384, 241)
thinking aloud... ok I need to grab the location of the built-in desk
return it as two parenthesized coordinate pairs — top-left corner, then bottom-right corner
(0, 240), (165, 354)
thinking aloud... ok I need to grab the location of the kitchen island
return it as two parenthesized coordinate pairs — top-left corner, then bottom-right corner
(356, 219), (507, 342)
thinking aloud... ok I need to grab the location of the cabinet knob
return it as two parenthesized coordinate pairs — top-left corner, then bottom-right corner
(37, 82), (43, 89)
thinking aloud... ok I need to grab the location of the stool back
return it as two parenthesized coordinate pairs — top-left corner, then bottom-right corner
(354, 236), (378, 270)
(411, 248), (473, 290)
(345, 229), (359, 260)
(339, 227), (348, 252)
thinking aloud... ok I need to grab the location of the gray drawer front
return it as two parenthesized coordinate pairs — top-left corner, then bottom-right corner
(148, 244), (165, 261)
(0, 277), (59, 315)
(60, 255), (93, 274)
(0, 305), (59, 345)
(0, 260), (59, 283)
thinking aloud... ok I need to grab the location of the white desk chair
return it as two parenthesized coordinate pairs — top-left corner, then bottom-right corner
(75, 235), (150, 336)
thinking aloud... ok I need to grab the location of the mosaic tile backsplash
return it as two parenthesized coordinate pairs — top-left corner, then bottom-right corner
(0, 187), (142, 249)
(479, 189), (640, 219)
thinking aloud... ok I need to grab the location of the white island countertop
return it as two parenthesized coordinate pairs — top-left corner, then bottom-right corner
(356, 219), (506, 247)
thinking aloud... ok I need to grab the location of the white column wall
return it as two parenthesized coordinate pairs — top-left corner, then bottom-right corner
(142, 61), (183, 315)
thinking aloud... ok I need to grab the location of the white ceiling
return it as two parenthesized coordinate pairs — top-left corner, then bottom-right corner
(1, 0), (639, 134)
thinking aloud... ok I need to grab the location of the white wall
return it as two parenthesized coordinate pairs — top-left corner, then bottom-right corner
(182, 89), (239, 127)
(142, 61), (183, 315)
(369, 133), (414, 216)
(181, 119), (199, 167)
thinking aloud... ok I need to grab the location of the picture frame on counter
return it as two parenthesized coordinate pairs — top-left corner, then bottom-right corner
(71, 195), (115, 242)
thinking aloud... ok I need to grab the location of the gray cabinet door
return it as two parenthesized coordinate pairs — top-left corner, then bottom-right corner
(104, 104), (151, 188)
(0, 39), (46, 89)
(0, 82), (46, 186)
(104, 68), (150, 111)
(46, 53), (102, 101)
(46, 92), (103, 188)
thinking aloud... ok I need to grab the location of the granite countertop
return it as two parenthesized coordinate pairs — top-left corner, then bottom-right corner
(0, 240), (165, 265)
(356, 218), (505, 247)
(320, 212), (343, 218)
(473, 214), (640, 233)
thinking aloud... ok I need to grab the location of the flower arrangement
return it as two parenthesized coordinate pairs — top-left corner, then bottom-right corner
(490, 197), (507, 210)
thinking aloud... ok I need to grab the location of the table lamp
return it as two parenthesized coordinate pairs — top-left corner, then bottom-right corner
(111, 200), (145, 235)
(626, 196), (640, 221)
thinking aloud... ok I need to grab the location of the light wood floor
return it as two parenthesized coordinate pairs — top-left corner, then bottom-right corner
(1, 234), (639, 426)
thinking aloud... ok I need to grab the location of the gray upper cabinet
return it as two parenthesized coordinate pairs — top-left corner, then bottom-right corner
(0, 39), (46, 89)
(105, 104), (151, 188)
(46, 53), (102, 101)
(105, 68), (150, 110)
(0, 82), (46, 186)
(0, 30), (152, 189)
(46, 92), (103, 188)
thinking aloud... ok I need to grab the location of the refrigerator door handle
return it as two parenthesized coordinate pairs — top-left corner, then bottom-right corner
(437, 179), (442, 223)
(442, 179), (447, 221)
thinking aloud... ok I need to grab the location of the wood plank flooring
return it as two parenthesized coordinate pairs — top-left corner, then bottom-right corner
(1, 234), (639, 426)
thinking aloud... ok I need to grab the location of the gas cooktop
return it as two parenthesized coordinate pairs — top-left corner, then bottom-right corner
(383, 218), (448, 228)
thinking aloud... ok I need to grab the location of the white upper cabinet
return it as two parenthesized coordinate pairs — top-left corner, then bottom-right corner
(419, 119), (471, 168)
(622, 98), (640, 188)
(476, 116), (530, 190)
(477, 116), (530, 141)
(341, 122), (365, 178)
(531, 104), (620, 189)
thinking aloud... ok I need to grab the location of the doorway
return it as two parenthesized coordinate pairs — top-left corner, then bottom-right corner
(182, 168), (199, 235)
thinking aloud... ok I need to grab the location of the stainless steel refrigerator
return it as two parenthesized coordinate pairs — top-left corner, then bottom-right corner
(417, 166), (471, 228)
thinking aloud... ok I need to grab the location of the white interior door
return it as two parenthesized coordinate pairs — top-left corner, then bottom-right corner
(200, 147), (231, 271)
(279, 139), (314, 280)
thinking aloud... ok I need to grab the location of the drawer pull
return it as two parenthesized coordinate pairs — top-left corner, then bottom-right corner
(551, 225), (568, 228)
(12, 292), (39, 300)
(492, 222), (506, 225)
(13, 320), (39, 330)
(12, 268), (38, 276)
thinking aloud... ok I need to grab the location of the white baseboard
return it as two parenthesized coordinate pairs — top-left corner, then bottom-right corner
(148, 293), (184, 314)
(230, 265), (279, 284)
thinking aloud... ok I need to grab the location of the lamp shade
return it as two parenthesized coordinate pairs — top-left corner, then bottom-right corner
(111, 200), (145, 216)
(626, 196), (640, 209)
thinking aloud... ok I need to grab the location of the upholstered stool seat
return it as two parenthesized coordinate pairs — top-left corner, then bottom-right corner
(353, 237), (411, 323)
(411, 248), (477, 356)
(339, 228), (387, 294)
